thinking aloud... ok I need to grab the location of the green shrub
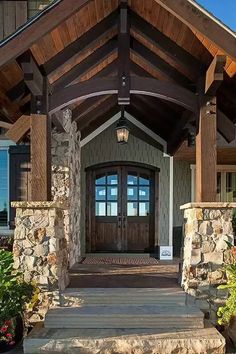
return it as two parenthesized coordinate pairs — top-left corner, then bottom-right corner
(0, 250), (34, 328)
(217, 246), (236, 326)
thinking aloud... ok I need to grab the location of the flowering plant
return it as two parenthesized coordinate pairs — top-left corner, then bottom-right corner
(0, 250), (35, 345)
(0, 319), (16, 345)
(217, 244), (236, 326)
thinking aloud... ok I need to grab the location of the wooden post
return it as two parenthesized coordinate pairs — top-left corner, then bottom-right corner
(195, 96), (217, 202)
(31, 114), (51, 201)
(195, 56), (226, 202)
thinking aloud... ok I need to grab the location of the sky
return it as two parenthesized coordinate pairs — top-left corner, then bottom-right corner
(196, 0), (236, 31)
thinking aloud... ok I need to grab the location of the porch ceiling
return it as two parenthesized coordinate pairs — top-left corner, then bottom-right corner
(0, 0), (236, 155)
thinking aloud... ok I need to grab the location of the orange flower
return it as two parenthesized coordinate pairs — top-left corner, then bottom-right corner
(231, 246), (236, 256)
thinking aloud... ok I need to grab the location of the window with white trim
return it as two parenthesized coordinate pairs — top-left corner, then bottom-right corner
(191, 165), (236, 202)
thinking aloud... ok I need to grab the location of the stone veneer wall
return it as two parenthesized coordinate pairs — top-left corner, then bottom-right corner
(181, 203), (235, 323)
(12, 110), (81, 322)
(12, 202), (68, 322)
(51, 110), (81, 266)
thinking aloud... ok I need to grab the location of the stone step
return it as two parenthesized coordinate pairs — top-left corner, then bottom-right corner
(24, 322), (225, 354)
(44, 305), (204, 329)
(61, 287), (186, 306)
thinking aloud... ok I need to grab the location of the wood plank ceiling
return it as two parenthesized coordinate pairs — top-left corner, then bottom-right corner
(0, 0), (236, 157)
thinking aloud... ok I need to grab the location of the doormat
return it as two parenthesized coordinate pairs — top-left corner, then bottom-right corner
(80, 256), (159, 265)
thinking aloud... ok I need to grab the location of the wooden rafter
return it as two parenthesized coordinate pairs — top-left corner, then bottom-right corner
(81, 105), (119, 139)
(0, 121), (13, 130)
(154, 0), (236, 61)
(5, 114), (30, 143)
(130, 10), (205, 80)
(53, 37), (117, 91)
(128, 96), (171, 140)
(0, 0), (92, 68)
(127, 120), (164, 151)
(167, 111), (194, 155)
(131, 38), (191, 88)
(77, 95), (117, 131)
(130, 58), (235, 144)
(43, 9), (118, 76)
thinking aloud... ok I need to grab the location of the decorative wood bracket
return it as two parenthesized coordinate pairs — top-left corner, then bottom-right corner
(5, 115), (30, 143)
(205, 55), (226, 95)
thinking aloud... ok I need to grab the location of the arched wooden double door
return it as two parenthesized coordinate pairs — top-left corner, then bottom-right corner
(86, 163), (158, 253)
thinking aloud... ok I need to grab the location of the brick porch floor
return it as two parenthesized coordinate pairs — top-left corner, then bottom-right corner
(69, 258), (180, 288)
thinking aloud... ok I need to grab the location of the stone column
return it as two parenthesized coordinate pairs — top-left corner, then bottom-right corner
(181, 202), (235, 323)
(12, 201), (69, 323)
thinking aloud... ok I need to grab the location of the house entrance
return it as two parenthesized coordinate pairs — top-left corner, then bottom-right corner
(86, 163), (158, 253)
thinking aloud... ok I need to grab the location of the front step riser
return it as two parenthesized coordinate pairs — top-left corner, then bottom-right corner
(60, 297), (186, 306)
(45, 320), (204, 329)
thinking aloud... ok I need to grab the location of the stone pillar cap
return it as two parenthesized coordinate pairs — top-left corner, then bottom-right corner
(180, 202), (236, 210)
(11, 201), (68, 209)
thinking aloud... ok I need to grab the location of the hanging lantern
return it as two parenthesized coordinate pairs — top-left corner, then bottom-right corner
(116, 110), (130, 144)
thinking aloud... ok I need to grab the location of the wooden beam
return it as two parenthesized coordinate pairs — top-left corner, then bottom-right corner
(205, 55), (226, 95)
(73, 96), (105, 122)
(0, 121), (13, 130)
(217, 110), (236, 143)
(77, 96), (117, 131)
(81, 105), (120, 139)
(5, 115), (30, 143)
(7, 80), (28, 101)
(53, 37), (117, 91)
(196, 96), (217, 202)
(18, 51), (44, 96)
(126, 105), (167, 141)
(51, 111), (66, 133)
(31, 114), (51, 201)
(131, 59), (236, 144)
(50, 77), (197, 113)
(118, 0), (130, 105)
(43, 9), (118, 75)
(167, 111), (194, 155)
(131, 38), (191, 88)
(130, 10), (205, 80)
(0, 0), (91, 68)
(153, 0), (236, 61)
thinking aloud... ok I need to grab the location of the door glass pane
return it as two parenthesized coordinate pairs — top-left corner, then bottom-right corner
(127, 174), (138, 185)
(139, 174), (150, 185)
(226, 173), (236, 202)
(139, 186), (149, 201)
(96, 175), (106, 185)
(127, 202), (138, 216)
(107, 187), (118, 201)
(139, 202), (149, 216)
(127, 187), (138, 200)
(96, 202), (106, 216)
(96, 186), (106, 200)
(107, 174), (118, 185)
(107, 202), (118, 216)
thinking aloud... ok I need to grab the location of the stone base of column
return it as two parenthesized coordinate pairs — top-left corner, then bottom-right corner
(180, 202), (236, 323)
(12, 201), (69, 324)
